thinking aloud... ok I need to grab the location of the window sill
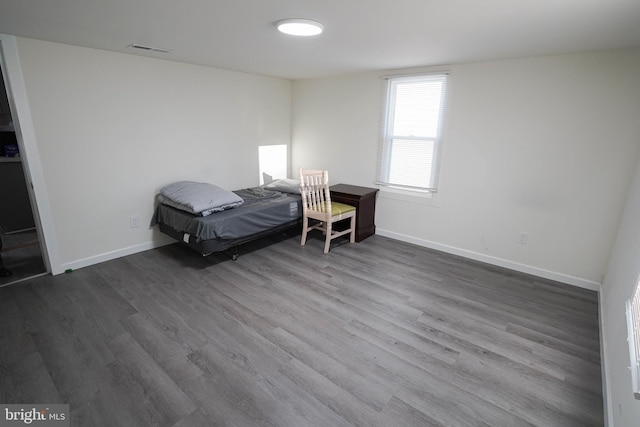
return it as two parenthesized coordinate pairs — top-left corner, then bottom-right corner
(377, 186), (440, 207)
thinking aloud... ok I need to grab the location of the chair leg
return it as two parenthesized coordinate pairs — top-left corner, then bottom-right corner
(324, 222), (332, 254)
(300, 217), (309, 246)
(349, 216), (356, 243)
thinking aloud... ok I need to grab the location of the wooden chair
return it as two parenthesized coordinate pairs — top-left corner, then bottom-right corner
(299, 168), (356, 253)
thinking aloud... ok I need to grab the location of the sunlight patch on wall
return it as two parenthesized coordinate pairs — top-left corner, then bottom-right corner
(259, 144), (288, 184)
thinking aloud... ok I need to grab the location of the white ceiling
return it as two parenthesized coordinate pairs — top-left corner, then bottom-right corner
(1, 0), (639, 80)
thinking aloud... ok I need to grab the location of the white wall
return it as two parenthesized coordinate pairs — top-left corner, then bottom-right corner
(601, 154), (640, 426)
(292, 49), (640, 287)
(15, 37), (291, 271)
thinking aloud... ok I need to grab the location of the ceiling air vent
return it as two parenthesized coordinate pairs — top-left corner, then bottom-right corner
(127, 44), (174, 54)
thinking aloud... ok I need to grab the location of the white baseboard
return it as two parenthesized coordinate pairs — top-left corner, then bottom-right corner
(56, 228), (602, 292)
(58, 240), (171, 274)
(376, 228), (602, 292)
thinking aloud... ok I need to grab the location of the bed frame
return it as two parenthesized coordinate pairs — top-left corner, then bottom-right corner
(153, 188), (302, 260)
(158, 220), (301, 260)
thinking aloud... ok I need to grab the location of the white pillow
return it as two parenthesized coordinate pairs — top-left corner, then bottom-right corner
(263, 178), (301, 194)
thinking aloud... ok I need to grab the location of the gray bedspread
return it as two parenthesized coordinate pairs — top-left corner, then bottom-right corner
(153, 187), (301, 242)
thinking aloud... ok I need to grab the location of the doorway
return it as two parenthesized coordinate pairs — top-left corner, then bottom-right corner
(0, 60), (47, 287)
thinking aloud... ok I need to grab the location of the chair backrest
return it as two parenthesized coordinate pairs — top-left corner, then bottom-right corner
(299, 168), (332, 216)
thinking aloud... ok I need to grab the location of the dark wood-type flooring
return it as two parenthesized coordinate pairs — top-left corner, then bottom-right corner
(0, 232), (603, 426)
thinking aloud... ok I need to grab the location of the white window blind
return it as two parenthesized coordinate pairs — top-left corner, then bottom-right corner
(376, 73), (448, 192)
(626, 274), (640, 400)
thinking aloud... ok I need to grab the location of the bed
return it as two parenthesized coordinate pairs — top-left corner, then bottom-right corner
(152, 181), (302, 259)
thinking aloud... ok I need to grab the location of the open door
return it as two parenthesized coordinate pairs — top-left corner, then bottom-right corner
(0, 34), (61, 284)
(0, 58), (47, 286)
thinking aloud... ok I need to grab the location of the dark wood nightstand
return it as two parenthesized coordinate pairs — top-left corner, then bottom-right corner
(330, 184), (379, 242)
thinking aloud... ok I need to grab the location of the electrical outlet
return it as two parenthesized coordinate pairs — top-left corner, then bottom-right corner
(518, 231), (528, 245)
(130, 215), (140, 228)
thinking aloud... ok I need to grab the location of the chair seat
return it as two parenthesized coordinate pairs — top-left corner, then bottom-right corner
(307, 202), (355, 216)
(328, 202), (356, 216)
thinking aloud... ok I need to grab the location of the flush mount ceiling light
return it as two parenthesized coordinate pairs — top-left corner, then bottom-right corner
(276, 19), (324, 36)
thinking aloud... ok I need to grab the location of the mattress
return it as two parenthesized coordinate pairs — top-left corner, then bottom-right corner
(153, 187), (302, 255)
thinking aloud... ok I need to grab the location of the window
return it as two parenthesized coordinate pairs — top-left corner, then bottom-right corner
(259, 144), (288, 185)
(376, 73), (448, 193)
(626, 274), (640, 400)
